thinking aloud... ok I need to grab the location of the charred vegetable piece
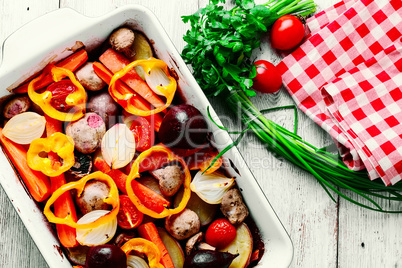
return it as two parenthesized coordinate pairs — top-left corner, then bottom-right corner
(69, 152), (92, 178)
(85, 244), (126, 268)
(184, 250), (238, 268)
(112, 231), (136, 248)
(65, 245), (90, 266)
(158, 104), (208, 149)
(3, 95), (31, 119)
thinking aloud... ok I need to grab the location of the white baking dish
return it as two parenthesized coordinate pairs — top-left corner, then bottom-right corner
(0, 5), (293, 268)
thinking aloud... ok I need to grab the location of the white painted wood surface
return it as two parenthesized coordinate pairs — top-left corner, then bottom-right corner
(0, 0), (401, 267)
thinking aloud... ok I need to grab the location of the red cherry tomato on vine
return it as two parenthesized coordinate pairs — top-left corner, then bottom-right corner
(46, 80), (77, 112)
(270, 15), (305, 51)
(129, 116), (155, 151)
(117, 195), (143, 229)
(252, 60), (282, 93)
(205, 218), (237, 249)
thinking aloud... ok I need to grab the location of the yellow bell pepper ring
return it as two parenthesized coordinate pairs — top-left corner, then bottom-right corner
(121, 238), (164, 268)
(126, 145), (191, 218)
(109, 58), (177, 116)
(43, 171), (120, 229)
(27, 132), (75, 177)
(28, 65), (87, 122)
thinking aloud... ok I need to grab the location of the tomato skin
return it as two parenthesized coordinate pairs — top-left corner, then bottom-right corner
(117, 195), (144, 229)
(205, 218), (237, 249)
(129, 116), (155, 151)
(46, 80), (77, 112)
(252, 60), (282, 93)
(270, 15), (305, 51)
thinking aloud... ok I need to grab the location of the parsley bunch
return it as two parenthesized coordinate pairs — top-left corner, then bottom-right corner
(182, 0), (402, 212)
(182, 0), (315, 97)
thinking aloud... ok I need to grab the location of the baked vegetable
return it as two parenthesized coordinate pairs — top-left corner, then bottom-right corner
(184, 250), (238, 268)
(87, 91), (119, 127)
(109, 27), (136, 57)
(86, 244), (127, 268)
(150, 165), (184, 197)
(75, 180), (111, 215)
(0, 128), (51, 202)
(66, 112), (106, 154)
(2, 95), (31, 119)
(75, 62), (106, 91)
(165, 208), (201, 240)
(27, 132), (75, 177)
(158, 104), (208, 149)
(220, 188), (249, 225)
(27, 65), (87, 121)
(69, 152), (92, 178)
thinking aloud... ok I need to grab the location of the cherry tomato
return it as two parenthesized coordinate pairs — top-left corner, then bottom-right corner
(205, 218), (237, 249)
(116, 195), (144, 229)
(129, 116), (155, 151)
(270, 15), (305, 51)
(252, 60), (282, 93)
(46, 80), (77, 112)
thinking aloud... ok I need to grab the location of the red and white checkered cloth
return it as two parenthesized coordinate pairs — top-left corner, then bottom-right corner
(277, 0), (402, 185)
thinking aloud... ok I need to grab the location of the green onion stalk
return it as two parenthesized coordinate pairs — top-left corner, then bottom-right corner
(182, 0), (402, 212)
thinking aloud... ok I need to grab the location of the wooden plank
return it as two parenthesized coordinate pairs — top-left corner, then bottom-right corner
(338, 193), (402, 267)
(0, 1), (59, 267)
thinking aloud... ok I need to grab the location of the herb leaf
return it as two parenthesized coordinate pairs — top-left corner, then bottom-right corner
(182, 0), (316, 97)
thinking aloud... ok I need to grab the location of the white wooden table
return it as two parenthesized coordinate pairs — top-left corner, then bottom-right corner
(1, 0), (401, 267)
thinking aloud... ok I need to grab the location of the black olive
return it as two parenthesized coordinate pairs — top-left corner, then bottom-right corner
(184, 250), (238, 268)
(69, 151), (92, 178)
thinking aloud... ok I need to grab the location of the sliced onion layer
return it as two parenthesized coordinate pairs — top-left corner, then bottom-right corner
(101, 123), (135, 169)
(127, 255), (150, 268)
(76, 210), (117, 246)
(144, 67), (171, 96)
(2, 112), (46, 144)
(190, 171), (235, 204)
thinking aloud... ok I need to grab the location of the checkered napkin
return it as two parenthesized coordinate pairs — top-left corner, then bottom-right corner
(276, 0), (402, 185)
